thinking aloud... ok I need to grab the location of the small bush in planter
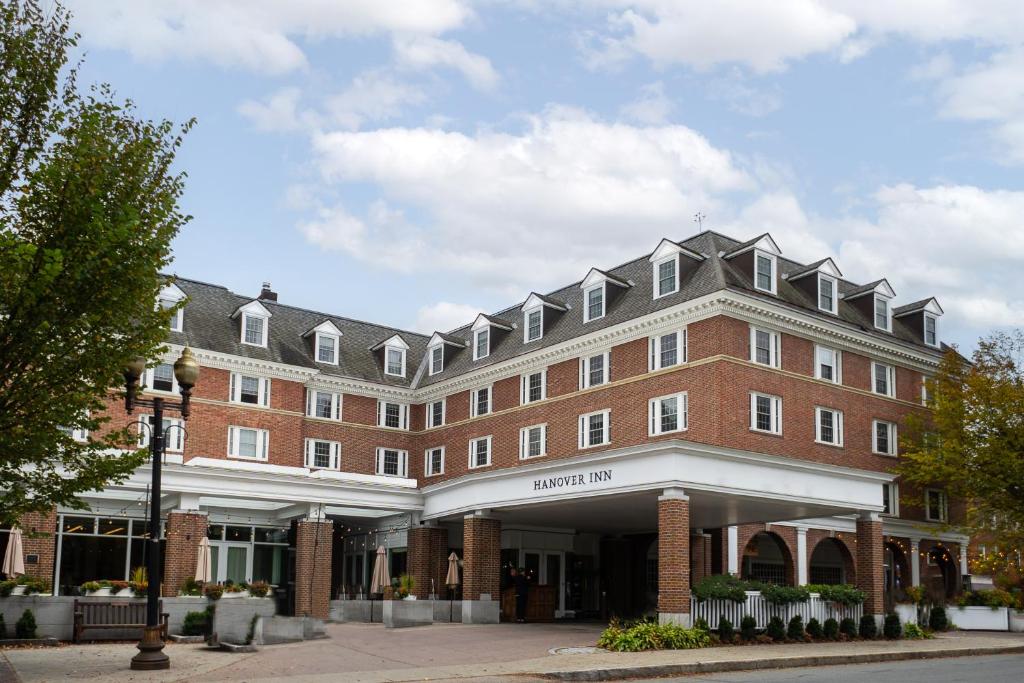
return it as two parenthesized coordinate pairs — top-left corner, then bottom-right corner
(740, 615), (757, 641)
(110, 580), (130, 592)
(766, 616), (786, 642)
(182, 608), (211, 636)
(395, 574), (415, 599)
(787, 615), (805, 640)
(929, 606), (948, 631)
(81, 581), (101, 593)
(884, 613), (902, 639)
(204, 584), (224, 601)
(823, 617), (839, 640)
(0, 580), (15, 597)
(806, 617), (823, 639)
(181, 577), (202, 596)
(859, 614), (878, 639)
(717, 617), (734, 643)
(839, 617), (857, 639)
(903, 623), (933, 639)
(248, 580), (270, 598)
(15, 610), (37, 639)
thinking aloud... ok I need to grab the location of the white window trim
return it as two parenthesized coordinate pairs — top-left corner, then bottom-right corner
(429, 344), (444, 375)
(520, 368), (548, 405)
(468, 435), (493, 469)
(874, 294), (892, 332)
(61, 424), (89, 443)
(882, 482), (900, 517)
(138, 415), (184, 453)
(649, 329), (687, 371)
(519, 423), (548, 459)
(924, 488), (948, 522)
(305, 389), (342, 421)
(813, 345), (842, 384)
(304, 438), (341, 470)
(753, 249), (777, 295)
(814, 406), (844, 447)
(424, 446), (445, 477)
(579, 351), (611, 389)
(652, 254), (679, 299)
(924, 313), (939, 347)
(818, 274), (838, 315)
(160, 299), (184, 333)
(649, 392), (688, 436)
(427, 398), (446, 429)
(578, 409), (611, 449)
(749, 392), (782, 435)
(227, 425), (269, 461)
(470, 385), (492, 418)
(524, 307), (544, 343)
(229, 372), (271, 407)
(384, 345), (407, 378)
(375, 447), (409, 478)
(872, 419), (897, 456)
(871, 361), (896, 398)
(241, 312), (269, 347)
(921, 376), (932, 406)
(473, 328), (490, 361)
(144, 362), (179, 395)
(315, 332), (339, 365)
(749, 325), (781, 368)
(376, 400), (410, 430)
(583, 283), (606, 323)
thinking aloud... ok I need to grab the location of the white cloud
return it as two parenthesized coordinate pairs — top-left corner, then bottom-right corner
(413, 301), (483, 334)
(326, 71), (427, 130)
(620, 81), (674, 124)
(238, 88), (320, 132)
(706, 68), (782, 117)
(393, 36), (500, 91)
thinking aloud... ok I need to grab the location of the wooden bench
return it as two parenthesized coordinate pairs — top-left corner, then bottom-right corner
(73, 600), (169, 643)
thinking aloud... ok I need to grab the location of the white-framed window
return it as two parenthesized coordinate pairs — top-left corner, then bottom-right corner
(470, 385), (491, 417)
(754, 250), (776, 294)
(584, 284), (605, 323)
(921, 376), (933, 406)
(138, 415), (184, 452)
(580, 351), (610, 388)
(578, 409), (610, 448)
(882, 482), (899, 517)
(519, 424), (547, 459)
(650, 329), (687, 371)
(818, 274), (837, 314)
(924, 313), (938, 347)
(427, 399), (446, 428)
(871, 362), (895, 397)
(925, 488), (948, 522)
(873, 419), (897, 456)
(521, 369), (547, 404)
(653, 255), (679, 298)
(316, 332), (339, 365)
(304, 438), (340, 470)
(473, 328), (490, 361)
(874, 294), (892, 332)
(469, 436), (492, 469)
(814, 407), (844, 446)
(425, 446), (445, 476)
(429, 344), (444, 375)
(524, 308), (543, 343)
(227, 426), (269, 461)
(144, 362), (178, 394)
(59, 424), (89, 442)
(750, 326), (780, 368)
(385, 345), (406, 377)
(750, 392), (782, 435)
(649, 392), (688, 435)
(229, 373), (270, 407)
(377, 400), (409, 430)
(814, 345), (841, 384)
(242, 312), (268, 347)
(159, 296), (184, 333)
(306, 389), (341, 421)
(375, 447), (408, 477)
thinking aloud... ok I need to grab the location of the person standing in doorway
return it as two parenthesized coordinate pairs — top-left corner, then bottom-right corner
(513, 566), (529, 623)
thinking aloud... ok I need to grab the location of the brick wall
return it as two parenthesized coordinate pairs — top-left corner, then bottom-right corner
(407, 525), (449, 599)
(162, 511), (207, 597)
(295, 519), (333, 618)
(18, 509), (57, 583)
(657, 494), (690, 615)
(855, 516), (885, 615)
(690, 533), (711, 585)
(463, 516), (501, 600)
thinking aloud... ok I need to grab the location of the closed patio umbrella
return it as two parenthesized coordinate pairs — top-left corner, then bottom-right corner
(2, 528), (25, 579)
(445, 552), (460, 590)
(195, 536), (212, 583)
(370, 545), (389, 595)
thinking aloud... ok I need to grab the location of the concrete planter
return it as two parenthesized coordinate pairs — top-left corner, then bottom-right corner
(114, 588), (134, 598)
(222, 590), (250, 599)
(894, 603), (919, 626)
(86, 588), (113, 597)
(1009, 610), (1024, 633)
(951, 605), (1009, 631)
(11, 586), (26, 596)
(383, 598), (432, 628)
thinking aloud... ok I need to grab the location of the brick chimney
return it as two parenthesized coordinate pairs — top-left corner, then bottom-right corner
(258, 281), (278, 302)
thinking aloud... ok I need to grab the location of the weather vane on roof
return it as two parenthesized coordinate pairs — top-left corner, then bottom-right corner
(694, 212), (706, 230)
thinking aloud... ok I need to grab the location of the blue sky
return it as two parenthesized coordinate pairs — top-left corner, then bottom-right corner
(66, 2), (1024, 349)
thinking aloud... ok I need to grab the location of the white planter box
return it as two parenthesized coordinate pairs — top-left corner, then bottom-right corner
(88, 588), (114, 597)
(115, 588), (135, 597)
(951, 606), (1009, 631)
(383, 599), (432, 628)
(11, 586), (26, 596)
(222, 590), (250, 599)
(894, 603), (918, 626)
(1009, 611), (1024, 633)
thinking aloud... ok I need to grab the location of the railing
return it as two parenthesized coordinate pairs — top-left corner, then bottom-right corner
(693, 591), (863, 630)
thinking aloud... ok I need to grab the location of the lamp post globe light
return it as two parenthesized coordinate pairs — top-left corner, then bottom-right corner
(122, 347), (199, 671)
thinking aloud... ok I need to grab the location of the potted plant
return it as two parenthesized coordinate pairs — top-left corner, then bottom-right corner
(80, 581), (101, 596)
(129, 567), (148, 597)
(180, 577), (203, 597)
(951, 590), (1013, 630)
(110, 580), (132, 597)
(395, 574), (416, 600)
(222, 580), (249, 598)
(248, 581), (270, 598)
(204, 584), (223, 601)
(0, 580), (15, 597)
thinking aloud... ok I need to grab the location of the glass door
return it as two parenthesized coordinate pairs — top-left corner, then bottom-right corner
(210, 542), (250, 583)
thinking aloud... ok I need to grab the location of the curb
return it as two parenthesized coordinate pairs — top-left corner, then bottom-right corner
(536, 644), (1024, 681)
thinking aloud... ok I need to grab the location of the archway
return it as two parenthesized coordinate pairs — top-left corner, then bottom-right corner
(809, 537), (855, 585)
(741, 532), (794, 585)
(925, 545), (958, 599)
(883, 540), (910, 606)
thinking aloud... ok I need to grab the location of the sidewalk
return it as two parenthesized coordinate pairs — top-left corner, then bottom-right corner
(2, 624), (1023, 683)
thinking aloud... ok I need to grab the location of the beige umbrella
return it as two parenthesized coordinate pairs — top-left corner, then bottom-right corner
(2, 528), (25, 579)
(370, 545), (389, 595)
(195, 536), (212, 583)
(445, 552), (460, 588)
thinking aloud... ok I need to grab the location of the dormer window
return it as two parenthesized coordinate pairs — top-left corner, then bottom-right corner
(924, 313), (938, 347)
(520, 293), (566, 343)
(579, 268), (631, 324)
(585, 284), (604, 322)
(723, 234), (781, 296)
(818, 275), (837, 314)
(371, 333), (410, 378)
(469, 313), (513, 362)
(654, 256), (678, 298)
(525, 308), (542, 343)
(894, 297), (943, 348)
(233, 300), (272, 348)
(316, 333), (338, 364)
(874, 294), (891, 331)
(429, 344), (443, 375)
(157, 283), (186, 333)
(754, 251), (776, 294)
(474, 328), (489, 360)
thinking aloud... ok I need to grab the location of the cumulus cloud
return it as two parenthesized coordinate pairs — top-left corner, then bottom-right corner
(238, 88), (320, 132)
(393, 36), (500, 91)
(620, 81), (675, 124)
(326, 71), (427, 130)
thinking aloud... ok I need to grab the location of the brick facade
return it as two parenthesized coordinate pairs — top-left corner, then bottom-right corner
(657, 493), (690, 616)
(462, 515), (501, 600)
(17, 509), (57, 583)
(295, 518), (334, 618)
(690, 533), (711, 585)
(162, 511), (207, 597)
(407, 525), (449, 599)
(856, 516), (885, 615)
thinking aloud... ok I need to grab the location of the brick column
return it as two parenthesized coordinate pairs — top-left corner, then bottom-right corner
(690, 532), (711, 586)
(407, 525), (448, 599)
(856, 512), (885, 618)
(162, 511), (207, 597)
(18, 509), (57, 585)
(295, 518), (334, 618)
(462, 513), (501, 624)
(658, 488), (691, 626)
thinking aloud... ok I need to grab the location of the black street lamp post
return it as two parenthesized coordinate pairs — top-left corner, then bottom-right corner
(122, 348), (200, 671)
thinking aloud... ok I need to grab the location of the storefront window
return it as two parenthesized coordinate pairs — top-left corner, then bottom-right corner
(389, 549), (407, 580)
(255, 527), (288, 543)
(253, 544), (286, 584)
(55, 514), (164, 595)
(207, 524), (224, 540)
(63, 516), (95, 534)
(226, 526), (252, 542)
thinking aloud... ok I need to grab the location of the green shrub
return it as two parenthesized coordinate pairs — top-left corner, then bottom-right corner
(660, 623), (711, 650)
(181, 577), (202, 596)
(0, 580), (14, 597)
(883, 613), (901, 639)
(806, 617), (823, 639)
(859, 614), (877, 639)
(957, 589), (1016, 609)
(807, 584), (867, 606)
(761, 584), (811, 606)
(903, 623), (933, 640)
(839, 617), (857, 638)
(717, 617), (734, 642)
(15, 610), (37, 639)
(182, 608), (211, 636)
(766, 616), (786, 641)
(248, 580), (270, 598)
(823, 617), (839, 639)
(929, 606), (948, 631)
(691, 574), (751, 603)
(740, 615), (757, 641)
(204, 584), (223, 601)
(787, 615), (804, 640)
(693, 617), (709, 632)
(597, 620), (711, 652)
(0, 613), (6, 639)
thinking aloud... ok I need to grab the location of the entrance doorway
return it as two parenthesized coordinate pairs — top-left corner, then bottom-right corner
(521, 550), (566, 616)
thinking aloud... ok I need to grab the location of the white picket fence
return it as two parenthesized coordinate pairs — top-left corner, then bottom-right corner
(693, 591), (862, 630)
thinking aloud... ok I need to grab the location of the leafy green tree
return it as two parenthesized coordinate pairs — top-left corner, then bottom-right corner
(899, 331), (1024, 552)
(0, 0), (192, 525)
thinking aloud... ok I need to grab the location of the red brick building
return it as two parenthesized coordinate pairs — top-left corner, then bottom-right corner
(4, 230), (968, 624)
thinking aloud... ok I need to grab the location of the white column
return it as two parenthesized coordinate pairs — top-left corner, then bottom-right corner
(796, 526), (808, 585)
(727, 525), (739, 575)
(959, 544), (970, 576)
(910, 538), (921, 587)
